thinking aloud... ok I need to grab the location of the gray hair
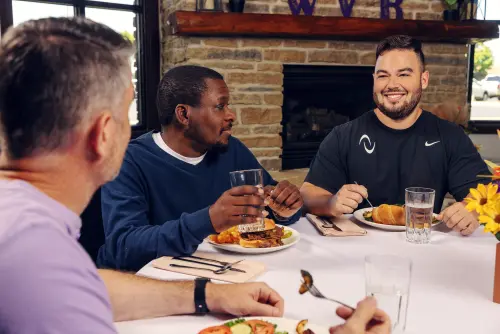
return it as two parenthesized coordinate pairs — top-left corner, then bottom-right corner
(0, 17), (135, 160)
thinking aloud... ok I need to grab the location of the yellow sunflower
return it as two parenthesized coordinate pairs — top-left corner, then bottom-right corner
(479, 200), (500, 235)
(464, 183), (500, 215)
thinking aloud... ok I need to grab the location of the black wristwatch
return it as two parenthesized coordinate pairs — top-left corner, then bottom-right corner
(194, 278), (211, 314)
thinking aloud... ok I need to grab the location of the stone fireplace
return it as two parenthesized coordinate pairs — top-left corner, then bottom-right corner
(160, 0), (470, 171)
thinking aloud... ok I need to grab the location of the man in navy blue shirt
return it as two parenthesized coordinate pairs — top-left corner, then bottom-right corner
(99, 65), (302, 271)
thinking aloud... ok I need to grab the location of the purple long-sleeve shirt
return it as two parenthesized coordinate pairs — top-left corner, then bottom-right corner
(0, 180), (116, 333)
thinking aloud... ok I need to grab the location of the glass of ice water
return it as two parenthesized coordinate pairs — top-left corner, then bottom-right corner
(365, 255), (412, 333)
(405, 187), (435, 244)
(229, 169), (265, 233)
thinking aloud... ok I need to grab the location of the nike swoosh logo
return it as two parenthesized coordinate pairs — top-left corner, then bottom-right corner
(425, 141), (440, 147)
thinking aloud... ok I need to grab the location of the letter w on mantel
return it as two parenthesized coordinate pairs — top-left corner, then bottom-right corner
(288, 0), (317, 16)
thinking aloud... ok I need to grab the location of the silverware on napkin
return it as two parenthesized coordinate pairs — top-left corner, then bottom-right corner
(170, 259), (244, 275)
(319, 217), (343, 232)
(172, 257), (246, 273)
(186, 255), (230, 266)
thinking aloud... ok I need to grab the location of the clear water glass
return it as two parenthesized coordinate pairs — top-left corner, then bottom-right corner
(365, 255), (412, 333)
(405, 187), (435, 244)
(229, 169), (265, 233)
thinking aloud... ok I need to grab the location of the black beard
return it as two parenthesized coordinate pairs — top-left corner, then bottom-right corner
(373, 87), (422, 120)
(184, 121), (231, 152)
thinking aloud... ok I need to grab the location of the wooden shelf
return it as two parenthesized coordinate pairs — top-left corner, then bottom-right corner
(167, 11), (499, 44)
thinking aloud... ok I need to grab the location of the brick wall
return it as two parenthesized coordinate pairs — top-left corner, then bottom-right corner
(160, 0), (470, 170)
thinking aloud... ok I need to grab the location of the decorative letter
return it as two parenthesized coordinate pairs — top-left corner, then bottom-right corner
(288, 0), (317, 16)
(380, 0), (404, 19)
(339, 0), (356, 18)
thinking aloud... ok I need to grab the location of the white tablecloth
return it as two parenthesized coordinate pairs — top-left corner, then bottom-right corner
(115, 217), (500, 334)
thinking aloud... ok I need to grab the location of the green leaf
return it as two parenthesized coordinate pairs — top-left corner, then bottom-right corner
(224, 319), (245, 327)
(474, 43), (495, 81)
(495, 232), (500, 242)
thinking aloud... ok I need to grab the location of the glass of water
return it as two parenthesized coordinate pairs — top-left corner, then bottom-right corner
(365, 255), (412, 333)
(405, 187), (435, 244)
(229, 169), (265, 233)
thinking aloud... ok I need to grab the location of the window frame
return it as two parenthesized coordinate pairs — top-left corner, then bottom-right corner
(0, 0), (160, 136)
(467, 19), (500, 134)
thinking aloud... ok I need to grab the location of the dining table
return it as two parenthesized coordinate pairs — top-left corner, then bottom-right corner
(115, 216), (500, 334)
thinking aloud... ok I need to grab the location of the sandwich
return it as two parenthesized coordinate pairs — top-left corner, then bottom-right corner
(239, 219), (284, 248)
(209, 218), (291, 248)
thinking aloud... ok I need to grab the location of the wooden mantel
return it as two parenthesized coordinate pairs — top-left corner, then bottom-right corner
(168, 11), (499, 44)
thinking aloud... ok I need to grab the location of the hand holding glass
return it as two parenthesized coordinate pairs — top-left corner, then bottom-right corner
(229, 169), (265, 233)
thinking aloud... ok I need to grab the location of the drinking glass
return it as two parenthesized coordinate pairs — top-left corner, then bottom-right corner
(365, 255), (412, 333)
(229, 169), (265, 233)
(405, 187), (435, 244)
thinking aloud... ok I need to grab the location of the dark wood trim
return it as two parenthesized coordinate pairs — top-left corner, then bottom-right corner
(168, 11), (499, 44)
(0, 0), (13, 35)
(466, 43), (475, 103)
(132, 0), (160, 135)
(15, 0), (77, 5)
(84, 1), (140, 12)
(468, 121), (500, 134)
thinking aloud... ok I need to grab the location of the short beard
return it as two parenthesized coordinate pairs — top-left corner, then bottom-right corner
(184, 121), (230, 153)
(374, 87), (422, 120)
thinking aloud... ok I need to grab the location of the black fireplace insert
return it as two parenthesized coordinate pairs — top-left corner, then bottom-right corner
(281, 65), (376, 170)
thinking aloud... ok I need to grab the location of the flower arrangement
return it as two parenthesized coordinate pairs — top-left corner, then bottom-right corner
(465, 130), (500, 241)
(465, 183), (500, 241)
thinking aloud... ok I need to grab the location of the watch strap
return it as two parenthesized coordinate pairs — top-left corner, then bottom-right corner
(194, 278), (210, 314)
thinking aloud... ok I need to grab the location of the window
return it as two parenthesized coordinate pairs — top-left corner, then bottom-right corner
(0, 0), (160, 132)
(469, 0), (500, 128)
(85, 8), (139, 125)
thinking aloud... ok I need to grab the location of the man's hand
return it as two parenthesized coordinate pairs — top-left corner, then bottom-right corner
(265, 180), (303, 218)
(205, 282), (284, 317)
(329, 297), (391, 334)
(329, 184), (368, 217)
(209, 186), (266, 232)
(437, 202), (480, 236)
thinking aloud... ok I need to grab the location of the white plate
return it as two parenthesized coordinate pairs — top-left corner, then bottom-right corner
(353, 207), (441, 231)
(206, 225), (300, 254)
(199, 317), (329, 333)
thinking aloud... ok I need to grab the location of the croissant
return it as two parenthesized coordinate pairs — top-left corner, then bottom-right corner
(372, 204), (405, 226)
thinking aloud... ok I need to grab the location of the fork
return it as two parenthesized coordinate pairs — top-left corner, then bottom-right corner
(304, 280), (383, 327)
(303, 280), (355, 310)
(354, 181), (374, 208)
(170, 259), (244, 275)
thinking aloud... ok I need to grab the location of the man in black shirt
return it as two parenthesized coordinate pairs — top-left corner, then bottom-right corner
(301, 35), (490, 236)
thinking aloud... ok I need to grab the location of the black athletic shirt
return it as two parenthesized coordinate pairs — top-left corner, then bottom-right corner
(305, 110), (490, 213)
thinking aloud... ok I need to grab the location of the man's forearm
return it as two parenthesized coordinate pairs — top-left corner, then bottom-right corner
(304, 195), (335, 217)
(98, 269), (195, 322)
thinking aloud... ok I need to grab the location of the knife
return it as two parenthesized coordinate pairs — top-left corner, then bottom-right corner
(186, 255), (230, 266)
(320, 217), (343, 232)
(173, 257), (246, 273)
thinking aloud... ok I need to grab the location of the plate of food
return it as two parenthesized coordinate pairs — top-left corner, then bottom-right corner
(198, 317), (328, 334)
(353, 204), (441, 231)
(207, 218), (300, 254)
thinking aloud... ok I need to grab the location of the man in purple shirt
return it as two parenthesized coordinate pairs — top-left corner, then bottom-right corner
(0, 17), (284, 333)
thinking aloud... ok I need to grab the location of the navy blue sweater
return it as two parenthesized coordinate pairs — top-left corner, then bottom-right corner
(98, 132), (301, 271)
